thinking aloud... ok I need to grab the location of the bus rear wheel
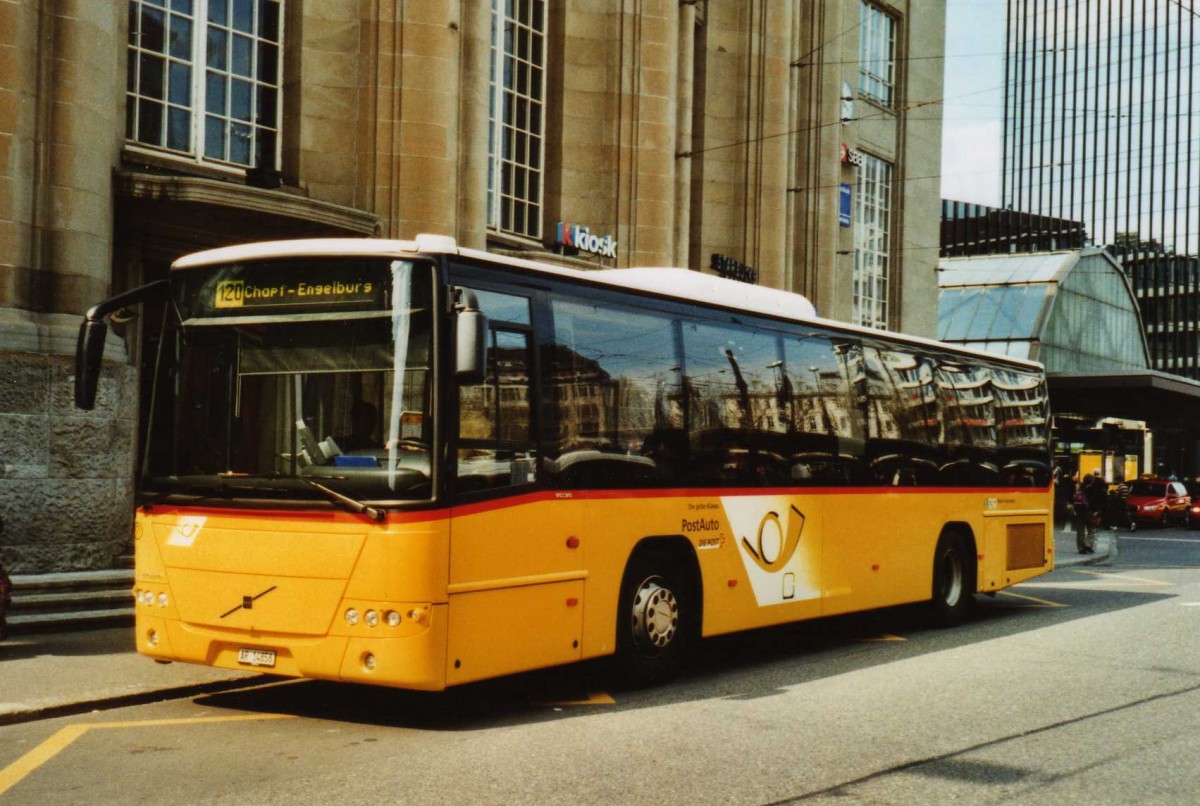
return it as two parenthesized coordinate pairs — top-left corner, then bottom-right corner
(615, 552), (694, 687)
(930, 532), (971, 628)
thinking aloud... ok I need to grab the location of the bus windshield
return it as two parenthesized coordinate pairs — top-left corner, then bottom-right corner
(142, 258), (435, 505)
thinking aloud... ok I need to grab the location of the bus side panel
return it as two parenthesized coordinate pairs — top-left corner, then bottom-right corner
(445, 496), (585, 683)
(980, 509), (1054, 591)
(446, 581), (584, 685)
(821, 490), (941, 617)
(577, 492), (826, 659)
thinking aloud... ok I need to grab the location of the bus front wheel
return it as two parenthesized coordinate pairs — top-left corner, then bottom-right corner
(930, 532), (971, 628)
(615, 552), (694, 687)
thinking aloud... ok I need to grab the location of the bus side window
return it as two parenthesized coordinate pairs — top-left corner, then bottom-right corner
(862, 345), (942, 486)
(455, 288), (537, 495)
(543, 297), (685, 489)
(681, 320), (784, 487)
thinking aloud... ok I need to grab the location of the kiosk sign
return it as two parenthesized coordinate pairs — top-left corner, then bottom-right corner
(556, 222), (618, 258)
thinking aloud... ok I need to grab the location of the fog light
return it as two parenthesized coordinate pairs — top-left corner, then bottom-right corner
(157, 592), (169, 608)
(362, 652), (377, 672)
(147, 629), (159, 647)
(385, 610), (401, 628)
(345, 608), (360, 626)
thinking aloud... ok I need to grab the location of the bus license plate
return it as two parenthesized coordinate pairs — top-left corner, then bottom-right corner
(237, 648), (276, 668)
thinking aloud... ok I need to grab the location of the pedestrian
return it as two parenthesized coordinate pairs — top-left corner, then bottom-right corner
(1071, 473), (1092, 552)
(1082, 469), (1106, 553)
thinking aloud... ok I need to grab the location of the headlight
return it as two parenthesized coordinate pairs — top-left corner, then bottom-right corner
(345, 608), (360, 626)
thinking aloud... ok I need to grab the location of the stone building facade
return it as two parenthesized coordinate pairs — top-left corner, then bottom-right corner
(0, 0), (944, 573)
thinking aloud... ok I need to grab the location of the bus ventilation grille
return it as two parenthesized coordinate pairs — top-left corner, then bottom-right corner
(1006, 524), (1046, 571)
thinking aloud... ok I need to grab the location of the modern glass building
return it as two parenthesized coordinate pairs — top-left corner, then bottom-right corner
(1003, 0), (1200, 379)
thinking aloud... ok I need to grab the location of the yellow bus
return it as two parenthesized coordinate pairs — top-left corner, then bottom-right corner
(75, 235), (1053, 689)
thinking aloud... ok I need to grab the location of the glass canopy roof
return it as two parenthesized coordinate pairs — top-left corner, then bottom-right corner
(937, 250), (1149, 373)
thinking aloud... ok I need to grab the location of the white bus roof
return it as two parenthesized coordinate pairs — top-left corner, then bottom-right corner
(171, 235), (1043, 371)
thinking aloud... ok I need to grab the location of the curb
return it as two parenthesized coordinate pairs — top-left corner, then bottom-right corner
(0, 675), (275, 728)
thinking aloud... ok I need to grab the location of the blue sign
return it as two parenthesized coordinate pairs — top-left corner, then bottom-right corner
(839, 183), (852, 227)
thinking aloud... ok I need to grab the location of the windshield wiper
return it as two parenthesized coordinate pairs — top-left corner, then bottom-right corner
(301, 479), (386, 522)
(141, 483), (237, 511)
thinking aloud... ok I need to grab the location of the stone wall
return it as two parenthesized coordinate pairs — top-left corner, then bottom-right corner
(0, 323), (136, 573)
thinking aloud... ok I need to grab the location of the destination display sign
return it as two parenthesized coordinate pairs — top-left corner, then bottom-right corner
(213, 278), (377, 309)
(176, 259), (396, 320)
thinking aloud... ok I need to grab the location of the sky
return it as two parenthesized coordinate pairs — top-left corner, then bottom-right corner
(940, 0), (1008, 206)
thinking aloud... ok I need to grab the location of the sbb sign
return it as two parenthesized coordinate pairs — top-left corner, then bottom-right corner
(556, 222), (617, 258)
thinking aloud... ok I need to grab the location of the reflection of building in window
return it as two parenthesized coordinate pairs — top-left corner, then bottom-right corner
(992, 370), (1048, 447)
(880, 351), (940, 444)
(860, 349), (902, 440)
(937, 367), (997, 448)
(459, 342), (531, 443)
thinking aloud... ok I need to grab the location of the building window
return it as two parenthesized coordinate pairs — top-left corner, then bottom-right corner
(126, 0), (282, 169)
(859, 2), (895, 108)
(854, 153), (893, 330)
(488, 0), (546, 239)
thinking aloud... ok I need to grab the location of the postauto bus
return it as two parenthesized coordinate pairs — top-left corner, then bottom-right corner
(75, 235), (1053, 689)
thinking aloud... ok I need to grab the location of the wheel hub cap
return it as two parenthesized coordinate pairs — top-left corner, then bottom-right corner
(631, 577), (679, 649)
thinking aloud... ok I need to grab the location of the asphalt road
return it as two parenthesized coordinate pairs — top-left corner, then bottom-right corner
(3, 528), (1199, 805)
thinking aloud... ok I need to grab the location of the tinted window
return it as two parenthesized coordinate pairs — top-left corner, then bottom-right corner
(457, 289), (536, 494)
(681, 319), (785, 486)
(545, 296), (684, 487)
(780, 334), (870, 485)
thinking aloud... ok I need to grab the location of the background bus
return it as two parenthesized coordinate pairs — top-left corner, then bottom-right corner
(76, 235), (1053, 689)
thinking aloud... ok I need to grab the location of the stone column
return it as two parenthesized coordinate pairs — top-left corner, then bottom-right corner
(672, 2), (695, 268)
(620, 0), (676, 268)
(0, 0), (132, 572)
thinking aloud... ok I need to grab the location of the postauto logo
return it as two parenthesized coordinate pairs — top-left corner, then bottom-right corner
(555, 222), (617, 258)
(722, 496), (820, 607)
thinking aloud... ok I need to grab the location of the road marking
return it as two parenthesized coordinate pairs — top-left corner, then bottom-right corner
(0, 713), (294, 797)
(1122, 536), (1200, 544)
(1021, 570), (1174, 589)
(541, 692), (616, 707)
(1179, 602), (1200, 607)
(1072, 569), (1173, 587)
(995, 590), (1068, 607)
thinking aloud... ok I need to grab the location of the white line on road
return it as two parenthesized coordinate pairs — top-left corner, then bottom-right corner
(1121, 536), (1200, 543)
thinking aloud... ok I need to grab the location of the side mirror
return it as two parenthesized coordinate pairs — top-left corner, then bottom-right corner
(73, 278), (169, 411)
(74, 319), (109, 410)
(455, 303), (489, 384)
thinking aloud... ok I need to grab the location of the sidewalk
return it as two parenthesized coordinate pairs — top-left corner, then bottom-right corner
(1053, 523), (1119, 568)
(1, 526), (1111, 725)
(0, 627), (261, 725)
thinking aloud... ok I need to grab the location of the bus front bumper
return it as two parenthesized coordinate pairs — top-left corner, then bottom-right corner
(134, 604), (450, 691)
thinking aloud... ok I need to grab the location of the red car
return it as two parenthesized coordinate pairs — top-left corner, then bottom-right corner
(1126, 480), (1191, 528)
